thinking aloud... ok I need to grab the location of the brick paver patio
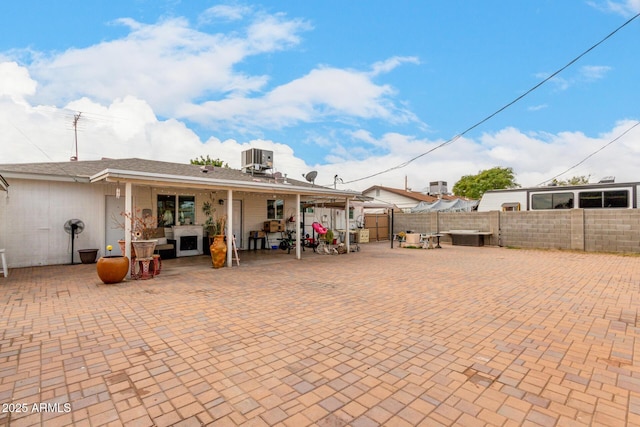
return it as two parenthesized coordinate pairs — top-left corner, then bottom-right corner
(1, 242), (639, 426)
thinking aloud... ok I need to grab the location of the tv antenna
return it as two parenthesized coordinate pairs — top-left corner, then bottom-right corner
(70, 112), (82, 161)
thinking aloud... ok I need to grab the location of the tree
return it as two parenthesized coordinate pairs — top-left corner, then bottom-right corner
(453, 166), (519, 199)
(550, 175), (590, 186)
(190, 155), (228, 167)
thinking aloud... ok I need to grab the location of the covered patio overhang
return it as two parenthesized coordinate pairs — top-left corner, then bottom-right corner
(90, 168), (364, 268)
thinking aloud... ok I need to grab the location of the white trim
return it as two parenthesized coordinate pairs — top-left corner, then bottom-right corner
(90, 168), (357, 198)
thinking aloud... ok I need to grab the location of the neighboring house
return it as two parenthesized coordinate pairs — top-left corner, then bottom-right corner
(362, 185), (459, 212)
(0, 158), (363, 268)
(411, 198), (479, 212)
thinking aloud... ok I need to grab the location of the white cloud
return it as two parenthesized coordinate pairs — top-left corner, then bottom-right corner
(26, 13), (308, 117)
(369, 56), (420, 77)
(579, 65), (612, 81)
(527, 104), (548, 112)
(588, 0), (640, 15)
(0, 61), (37, 104)
(198, 5), (253, 23)
(178, 65), (418, 129)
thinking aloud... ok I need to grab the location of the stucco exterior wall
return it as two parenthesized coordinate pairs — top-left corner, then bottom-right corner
(1, 179), (107, 267)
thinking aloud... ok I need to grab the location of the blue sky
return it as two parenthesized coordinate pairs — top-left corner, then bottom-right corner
(1, 1), (639, 191)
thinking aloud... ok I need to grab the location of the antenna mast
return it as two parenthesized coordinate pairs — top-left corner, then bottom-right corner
(70, 112), (82, 161)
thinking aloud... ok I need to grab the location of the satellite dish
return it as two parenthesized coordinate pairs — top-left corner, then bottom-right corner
(304, 171), (318, 184)
(64, 219), (85, 265)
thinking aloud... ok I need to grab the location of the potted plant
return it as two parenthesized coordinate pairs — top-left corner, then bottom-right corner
(119, 208), (158, 258)
(202, 200), (216, 237)
(210, 213), (227, 269)
(96, 245), (129, 284)
(324, 229), (335, 245)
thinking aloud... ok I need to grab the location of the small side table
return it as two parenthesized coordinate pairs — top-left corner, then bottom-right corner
(248, 236), (266, 250)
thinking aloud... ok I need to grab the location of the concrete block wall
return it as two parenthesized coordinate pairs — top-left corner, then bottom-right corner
(584, 210), (640, 253)
(499, 211), (572, 250)
(393, 209), (640, 254)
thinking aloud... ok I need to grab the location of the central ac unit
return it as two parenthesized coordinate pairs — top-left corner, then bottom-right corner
(242, 148), (273, 173)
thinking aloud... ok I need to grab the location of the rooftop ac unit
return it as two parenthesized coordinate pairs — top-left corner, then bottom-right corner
(242, 148), (273, 174)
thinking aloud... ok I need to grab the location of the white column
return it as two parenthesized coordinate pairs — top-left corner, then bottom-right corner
(295, 193), (301, 259)
(226, 189), (233, 267)
(124, 182), (133, 277)
(345, 198), (350, 253)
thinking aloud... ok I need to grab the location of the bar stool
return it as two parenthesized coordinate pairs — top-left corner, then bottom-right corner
(0, 249), (7, 278)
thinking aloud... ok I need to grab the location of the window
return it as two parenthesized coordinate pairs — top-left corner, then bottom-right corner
(267, 199), (284, 219)
(579, 190), (628, 208)
(531, 192), (573, 210)
(157, 194), (196, 226)
(158, 195), (176, 226)
(501, 202), (520, 211)
(178, 196), (195, 225)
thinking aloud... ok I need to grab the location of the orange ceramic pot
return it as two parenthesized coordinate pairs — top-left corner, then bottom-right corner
(96, 256), (129, 284)
(210, 235), (227, 269)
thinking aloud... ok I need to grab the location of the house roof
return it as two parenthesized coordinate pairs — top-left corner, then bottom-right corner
(0, 158), (360, 199)
(410, 198), (479, 212)
(362, 185), (459, 203)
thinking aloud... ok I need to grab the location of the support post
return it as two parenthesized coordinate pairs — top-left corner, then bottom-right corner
(226, 189), (233, 267)
(124, 182), (133, 277)
(345, 198), (350, 253)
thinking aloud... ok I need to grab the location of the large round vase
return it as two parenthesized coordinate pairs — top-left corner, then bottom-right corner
(210, 235), (227, 269)
(96, 256), (129, 284)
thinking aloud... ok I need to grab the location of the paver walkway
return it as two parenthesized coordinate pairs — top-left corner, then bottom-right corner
(1, 243), (639, 426)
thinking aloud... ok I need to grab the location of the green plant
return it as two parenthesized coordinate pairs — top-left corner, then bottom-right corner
(202, 199), (226, 235)
(324, 229), (334, 243)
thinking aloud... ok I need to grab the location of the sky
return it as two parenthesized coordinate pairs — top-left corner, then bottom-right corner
(0, 1), (639, 193)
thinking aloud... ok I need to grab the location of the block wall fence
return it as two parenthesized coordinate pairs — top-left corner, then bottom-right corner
(391, 210), (640, 254)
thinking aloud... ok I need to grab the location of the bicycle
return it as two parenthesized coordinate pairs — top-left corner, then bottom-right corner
(278, 230), (299, 254)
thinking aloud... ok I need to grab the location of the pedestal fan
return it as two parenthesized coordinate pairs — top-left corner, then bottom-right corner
(64, 219), (85, 264)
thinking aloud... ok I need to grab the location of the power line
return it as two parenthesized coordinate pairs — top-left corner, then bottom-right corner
(536, 120), (640, 186)
(341, 11), (640, 186)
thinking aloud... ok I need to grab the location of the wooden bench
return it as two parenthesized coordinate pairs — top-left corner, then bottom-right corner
(440, 230), (493, 247)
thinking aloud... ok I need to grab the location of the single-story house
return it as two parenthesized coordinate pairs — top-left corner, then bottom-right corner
(0, 157), (364, 268)
(362, 185), (459, 212)
(410, 198), (478, 212)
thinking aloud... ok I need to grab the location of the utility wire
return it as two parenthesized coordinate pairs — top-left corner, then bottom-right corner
(341, 11), (640, 186)
(536, 120), (640, 186)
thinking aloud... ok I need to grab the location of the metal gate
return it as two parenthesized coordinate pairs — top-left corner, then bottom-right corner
(363, 214), (390, 241)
